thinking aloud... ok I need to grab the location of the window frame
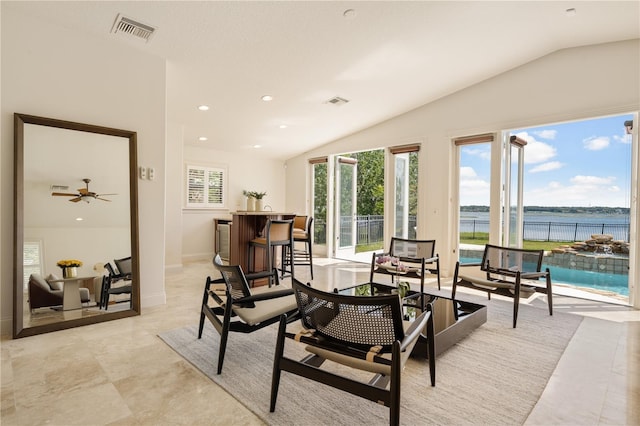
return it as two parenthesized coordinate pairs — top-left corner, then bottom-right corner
(185, 164), (228, 209)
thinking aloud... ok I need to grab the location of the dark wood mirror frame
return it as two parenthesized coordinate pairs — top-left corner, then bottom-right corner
(13, 113), (141, 338)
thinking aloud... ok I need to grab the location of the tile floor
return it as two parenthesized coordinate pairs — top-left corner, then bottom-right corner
(1, 259), (639, 425)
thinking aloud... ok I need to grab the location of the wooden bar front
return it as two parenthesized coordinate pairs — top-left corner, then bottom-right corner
(229, 212), (295, 284)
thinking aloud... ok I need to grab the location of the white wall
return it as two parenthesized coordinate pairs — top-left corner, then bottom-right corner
(285, 40), (640, 306)
(173, 145), (287, 263)
(24, 227), (130, 279)
(1, 6), (168, 335)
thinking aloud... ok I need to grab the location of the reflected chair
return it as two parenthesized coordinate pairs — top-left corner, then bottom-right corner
(247, 219), (294, 286)
(100, 262), (132, 310)
(452, 244), (553, 328)
(271, 278), (435, 426)
(198, 254), (299, 374)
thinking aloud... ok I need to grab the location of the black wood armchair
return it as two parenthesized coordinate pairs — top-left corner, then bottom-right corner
(452, 244), (553, 328)
(270, 278), (435, 426)
(198, 254), (299, 374)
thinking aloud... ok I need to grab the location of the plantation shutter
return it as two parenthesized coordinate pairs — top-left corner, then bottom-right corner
(186, 165), (227, 208)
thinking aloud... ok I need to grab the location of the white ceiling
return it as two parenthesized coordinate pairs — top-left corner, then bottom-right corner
(7, 1), (640, 160)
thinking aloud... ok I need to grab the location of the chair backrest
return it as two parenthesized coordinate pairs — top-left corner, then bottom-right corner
(293, 215), (308, 232)
(212, 254), (253, 302)
(265, 219), (294, 245)
(114, 257), (132, 276)
(105, 262), (117, 277)
(291, 278), (405, 350)
(481, 244), (543, 275)
(389, 237), (435, 260)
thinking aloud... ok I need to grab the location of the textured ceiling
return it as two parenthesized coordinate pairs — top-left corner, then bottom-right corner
(6, 1), (640, 160)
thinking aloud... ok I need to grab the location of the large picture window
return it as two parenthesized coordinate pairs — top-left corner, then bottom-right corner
(186, 164), (227, 208)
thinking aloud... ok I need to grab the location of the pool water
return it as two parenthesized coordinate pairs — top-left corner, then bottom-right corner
(460, 257), (629, 297)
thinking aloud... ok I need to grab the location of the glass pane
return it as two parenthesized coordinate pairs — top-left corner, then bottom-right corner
(313, 163), (327, 245)
(339, 162), (354, 248)
(459, 143), (491, 262)
(188, 168), (205, 204)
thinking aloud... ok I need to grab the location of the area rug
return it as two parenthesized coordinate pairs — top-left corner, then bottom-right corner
(158, 296), (582, 425)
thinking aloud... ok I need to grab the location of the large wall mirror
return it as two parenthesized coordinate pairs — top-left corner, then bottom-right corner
(13, 113), (140, 338)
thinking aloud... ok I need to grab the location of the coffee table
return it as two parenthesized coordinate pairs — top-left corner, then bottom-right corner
(338, 282), (487, 358)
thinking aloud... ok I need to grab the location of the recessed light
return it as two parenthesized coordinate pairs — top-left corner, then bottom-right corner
(253, 144), (262, 149)
(76, 217), (83, 221)
(199, 136), (208, 141)
(279, 124), (288, 129)
(197, 105), (210, 111)
(565, 8), (577, 17)
(261, 95), (273, 102)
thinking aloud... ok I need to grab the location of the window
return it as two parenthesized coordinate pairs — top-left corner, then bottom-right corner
(23, 240), (43, 290)
(186, 164), (227, 208)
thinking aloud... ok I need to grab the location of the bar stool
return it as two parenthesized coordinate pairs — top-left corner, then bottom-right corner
(283, 216), (314, 279)
(247, 219), (294, 286)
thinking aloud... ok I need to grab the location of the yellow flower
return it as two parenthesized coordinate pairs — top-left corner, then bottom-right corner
(57, 259), (83, 268)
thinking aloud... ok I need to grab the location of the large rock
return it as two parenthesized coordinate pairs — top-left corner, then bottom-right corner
(591, 234), (614, 243)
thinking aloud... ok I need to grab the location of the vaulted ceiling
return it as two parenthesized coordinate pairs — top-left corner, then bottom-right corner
(6, 1), (640, 159)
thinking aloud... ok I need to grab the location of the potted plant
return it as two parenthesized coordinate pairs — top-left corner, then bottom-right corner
(243, 190), (267, 211)
(252, 191), (267, 211)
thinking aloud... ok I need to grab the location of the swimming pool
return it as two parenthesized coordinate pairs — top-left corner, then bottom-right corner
(460, 256), (629, 296)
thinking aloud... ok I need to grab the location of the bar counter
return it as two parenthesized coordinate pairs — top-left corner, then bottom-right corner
(229, 211), (295, 284)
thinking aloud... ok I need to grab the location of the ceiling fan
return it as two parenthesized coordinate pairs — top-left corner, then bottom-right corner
(51, 178), (116, 203)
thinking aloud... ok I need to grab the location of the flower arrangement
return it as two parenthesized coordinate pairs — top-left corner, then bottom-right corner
(56, 259), (83, 268)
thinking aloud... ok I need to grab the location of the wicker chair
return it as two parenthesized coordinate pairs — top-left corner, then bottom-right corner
(270, 278), (435, 426)
(452, 244), (553, 328)
(198, 254), (299, 374)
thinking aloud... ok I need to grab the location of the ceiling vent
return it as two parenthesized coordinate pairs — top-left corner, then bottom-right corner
(50, 185), (69, 191)
(325, 96), (350, 106)
(111, 14), (156, 42)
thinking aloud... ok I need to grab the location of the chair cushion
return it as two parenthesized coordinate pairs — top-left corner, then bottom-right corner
(232, 286), (297, 326)
(46, 273), (62, 290)
(304, 320), (414, 376)
(30, 273), (52, 291)
(458, 273), (536, 297)
(79, 288), (91, 303)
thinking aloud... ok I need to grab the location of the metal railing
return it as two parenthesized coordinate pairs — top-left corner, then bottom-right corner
(314, 217), (631, 245)
(460, 219), (630, 242)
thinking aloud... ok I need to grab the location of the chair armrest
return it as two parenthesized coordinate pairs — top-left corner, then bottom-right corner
(520, 271), (548, 279)
(459, 262), (482, 268)
(400, 309), (430, 352)
(234, 288), (294, 304)
(423, 255), (439, 264)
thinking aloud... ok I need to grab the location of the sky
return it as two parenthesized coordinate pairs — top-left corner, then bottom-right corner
(459, 113), (634, 207)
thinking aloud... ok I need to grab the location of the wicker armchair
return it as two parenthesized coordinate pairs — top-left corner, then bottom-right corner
(270, 278), (435, 425)
(452, 244), (553, 328)
(198, 254), (299, 374)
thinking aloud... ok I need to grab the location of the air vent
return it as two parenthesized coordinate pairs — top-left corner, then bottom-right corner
(50, 185), (69, 191)
(111, 14), (156, 42)
(325, 96), (350, 106)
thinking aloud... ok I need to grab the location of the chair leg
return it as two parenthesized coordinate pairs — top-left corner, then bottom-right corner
(390, 341), (402, 426)
(270, 315), (288, 412)
(198, 278), (211, 339)
(512, 284), (520, 329)
(307, 239), (314, 279)
(546, 271), (553, 316)
(426, 309), (436, 386)
(217, 308), (232, 374)
(104, 293), (110, 310)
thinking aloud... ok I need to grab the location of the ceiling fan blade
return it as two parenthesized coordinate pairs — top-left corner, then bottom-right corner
(97, 193), (117, 197)
(69, 197), (82, 202)
(52, 192), (78, 197)
(95, 197), (112, 202)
